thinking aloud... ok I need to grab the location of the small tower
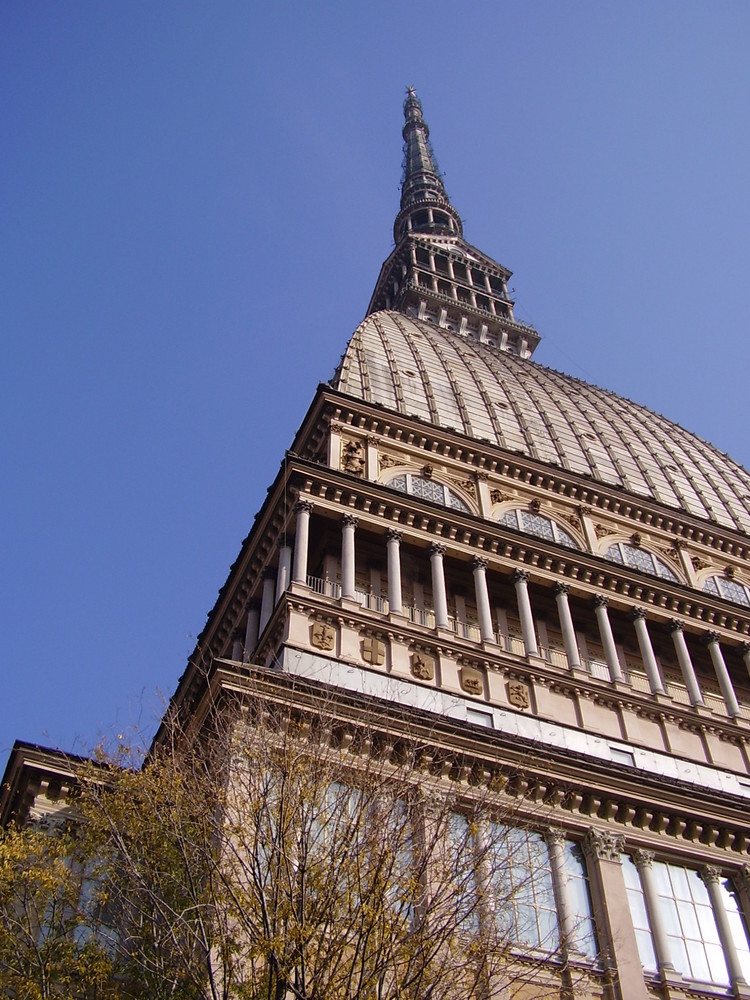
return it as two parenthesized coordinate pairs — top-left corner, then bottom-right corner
(368, 88), (540, 358)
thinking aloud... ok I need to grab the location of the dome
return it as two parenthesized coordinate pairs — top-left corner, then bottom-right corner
(333, 310), (750, 534)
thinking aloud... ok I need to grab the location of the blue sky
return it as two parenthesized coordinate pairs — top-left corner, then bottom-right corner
(2, 3), (749, 757)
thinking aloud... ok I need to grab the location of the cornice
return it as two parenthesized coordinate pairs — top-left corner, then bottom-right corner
(305, 388), (750, 559)
(187, 662), (750, 864)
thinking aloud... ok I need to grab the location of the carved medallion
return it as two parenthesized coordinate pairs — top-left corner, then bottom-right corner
(411, 653), (435, 681)
(508, 680), (531, 710)
(362, 636), (386, 665)
(460, 666), (483, 696)
(311, 622), (335, 651)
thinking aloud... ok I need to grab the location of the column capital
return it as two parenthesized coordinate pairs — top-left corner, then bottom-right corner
(702, 630), (721, 647)
(544, 827), (566, 847)
(277, 535), (293, 551)
(629, 607), (648, 622)
(342, 513), (359, 528)
(295, 498), (314, 515)
(700, 865), (723, 887)
(262, 567), (276, 581)
(511, 568), (529, 584)
(591, 594), (609, 610)
(385, 528), (403, 543)
(583, 828), (624, 862)
(667, 618), (685, 635)
(740, 642), (750, 658)
(429, 541), (446, 557)
(632, 848), (655, 870)
(232, 627), (244, 642)
(476, 471), (488, 482)
(553, 582), (570, 597)
(245, 598), (261, 612)
(471, 555), (489, 571)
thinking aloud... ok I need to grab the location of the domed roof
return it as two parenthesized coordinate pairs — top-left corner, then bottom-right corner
(333, 310), (750, 534)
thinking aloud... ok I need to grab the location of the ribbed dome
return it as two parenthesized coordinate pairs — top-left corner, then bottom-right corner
(333, 310), (750, 534)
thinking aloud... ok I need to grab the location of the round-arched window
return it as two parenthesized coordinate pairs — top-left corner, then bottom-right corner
(388, 473), (471, 513)
(499, 509), (580, 549)
(605, 542), (678, 582)
(703, 575), (750, 607)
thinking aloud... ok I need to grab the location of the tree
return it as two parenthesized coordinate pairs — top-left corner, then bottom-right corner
(0, 822), (116, 999)
(73, 685), (596, 1000)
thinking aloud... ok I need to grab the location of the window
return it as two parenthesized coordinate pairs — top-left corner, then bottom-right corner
(564, 841), (598, 959)
(703, 575), (750, 607)
(499, 509), (580, 550)
(487, 826), (559, 950)
(388, 473), (471, 513)
(623, 856), (750, 986)
(449, 820), (597, 958)
(605, 542), (678, 582)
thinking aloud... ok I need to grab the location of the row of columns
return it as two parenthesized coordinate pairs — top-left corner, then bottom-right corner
(633, 849), (749, 993)
(238, 504), (747, 721)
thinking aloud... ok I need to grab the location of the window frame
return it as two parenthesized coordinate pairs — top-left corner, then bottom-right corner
(498, 507), (582, 550)
(386, 472), (473, 513)
(604, 541), (679, 582)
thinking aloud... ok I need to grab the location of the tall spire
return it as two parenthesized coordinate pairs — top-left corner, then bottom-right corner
(393, 88), (463, 243)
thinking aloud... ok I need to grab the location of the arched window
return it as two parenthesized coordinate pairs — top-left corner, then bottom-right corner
(605, 542), (678, 582)
(499, 509), (580, 550)
(388, 473), (470, 513)
(703, 575), (750, 607)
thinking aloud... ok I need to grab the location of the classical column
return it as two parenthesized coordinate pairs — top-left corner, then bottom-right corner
(511, 569), (538, 656)
(629, 609), (665, 695)
(244, 599), (261, 658)
(231, 628), (244, 662)
(667, 621), (704, 707)
(386, 529), (403, 615)
(472, 556), (494, 642)
(276, 538), (292, 601)
(292, 499), (313, 584)
(429, 542), (449, 629)
(591, 595), (624, 683)
(341, 514), (358, 600)
(258, 568), (276, 635)
(544, 829), (579, 957)
(703, 632), (741, 719)
(632, 850), (679, 981)
(582, 830), (650, 1000)
(701, 866), (749, 992)
(553, 583), (582, 670)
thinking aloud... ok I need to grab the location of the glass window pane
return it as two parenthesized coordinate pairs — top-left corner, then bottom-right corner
(705, 943), (729, 985)
(634, 928), (657, 971)
(696, 903), (721, 943)
(667, 935), (690, 977)
(669, 865), (691, 901)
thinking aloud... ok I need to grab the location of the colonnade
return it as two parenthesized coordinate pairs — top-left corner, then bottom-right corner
(239, 502), (747, 721)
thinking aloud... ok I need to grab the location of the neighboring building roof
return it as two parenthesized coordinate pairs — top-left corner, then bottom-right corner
(334, 308), (750, 534)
